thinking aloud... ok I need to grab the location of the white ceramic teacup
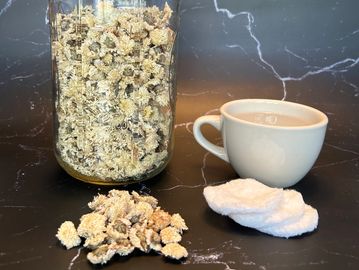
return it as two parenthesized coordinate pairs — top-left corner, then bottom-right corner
(193, 99), (328, 187)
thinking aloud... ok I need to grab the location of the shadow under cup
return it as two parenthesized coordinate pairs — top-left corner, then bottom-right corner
(221, 99), (328, 187)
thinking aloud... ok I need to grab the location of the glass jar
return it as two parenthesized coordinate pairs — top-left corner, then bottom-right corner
(48, 0), (180, 184)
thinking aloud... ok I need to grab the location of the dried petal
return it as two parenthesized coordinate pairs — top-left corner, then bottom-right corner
(170, 213), (188, 233)
(113, 239), (135, 256)
(87, 244), (116, 264)
(161, 243), (188, 260)
(84, 232), (107, 249)
(132, 191), (158, 209)
(145, 229), (162, 252)
(77, 213), (106, 238)
(129, 226), (149, 252)
(148, 208), (171, 232)
(160, 226), (182, 244)
(126, 201), (154, 224)
(56, 221), (81, 249)
(106, 218), (131, 240)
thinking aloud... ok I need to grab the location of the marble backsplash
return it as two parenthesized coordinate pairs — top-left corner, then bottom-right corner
(0, 1), (358, 269)
(2, 0), (358, 140)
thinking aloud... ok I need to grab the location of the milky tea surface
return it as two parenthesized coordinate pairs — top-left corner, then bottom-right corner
(234, 112), (312, 127)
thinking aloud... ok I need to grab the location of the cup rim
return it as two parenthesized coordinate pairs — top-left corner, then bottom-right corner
(220, 99), (328, 130)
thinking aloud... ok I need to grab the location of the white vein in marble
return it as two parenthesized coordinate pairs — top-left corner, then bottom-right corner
(213, 0), (359, 100)
(338, 29), (359, 41)
(178, 90), (219, 97)
(0, 255), (43, 268)
(174, 121), (193, 134)
(13, 144), (50, 191)
(342, 75), (359, 97)
(185, 240), (266, 270)
(163, 106), (224, 191)
(321, 248), (359, 261)
(6, 36), (49, 47)
(12, 225), (40, 237)
(0, 111), (51, 140)
(313, 143), (359, 170)
(158, 152), (211, 191)
(284, 46), (309, 63)
(10, 74), (35, 81)
(68, 247), (83, 270)
(0, 205), (41, 209)
(0, 0), (15, 17)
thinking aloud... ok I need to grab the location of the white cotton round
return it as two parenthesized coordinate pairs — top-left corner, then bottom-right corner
(203, 178), (283, 216)
(229, 189), (305, 229)
(257, 204), (319, 238)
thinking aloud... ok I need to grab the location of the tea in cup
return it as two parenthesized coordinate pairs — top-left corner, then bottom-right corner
(193, 99), (328, 187)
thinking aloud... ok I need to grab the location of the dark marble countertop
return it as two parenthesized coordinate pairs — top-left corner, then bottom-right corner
(1, 0), (358, 269)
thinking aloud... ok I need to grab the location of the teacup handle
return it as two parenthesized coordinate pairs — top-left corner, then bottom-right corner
(193, 115), (229, 162)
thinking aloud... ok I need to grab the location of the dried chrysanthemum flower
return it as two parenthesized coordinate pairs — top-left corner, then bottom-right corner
(54, 1), (174, 183)
(87, 244), (117, 264)
(113, 239), (135, 256)
(132, 191), (158, 209)
(56, 221), (81, 249)
(103, 196), (135, 222)
(106, 218), (131, 241)
(84, 232), (107, 249)
(145, 229), (162, 252)
(57, 189), (189, 264)
(149, 28), (169, 46)
(126, 201), (154, 224)
(170, 213), (188, 233)
(148, 208), (172, 232)
(160, 226), (182, 244)
(129, 225), (150, 253)
(88, 194), (107, 211)
(161, 243), (188, 260)
(108, 190), (131, 198)
(77, 212), (107, 238)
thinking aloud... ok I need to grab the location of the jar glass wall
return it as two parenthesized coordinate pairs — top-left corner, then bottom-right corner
(48, 0), (180, 184)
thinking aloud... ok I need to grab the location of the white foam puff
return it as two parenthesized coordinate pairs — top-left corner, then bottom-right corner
(229, 189), (305, 229)
(203, 178), (319, 238)
(203, 178), (283, 216)
(258, 204), (319, 238)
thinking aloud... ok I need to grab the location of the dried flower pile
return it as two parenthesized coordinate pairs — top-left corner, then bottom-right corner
(56, 190), (188, 264)
(53, 1), (175, 182)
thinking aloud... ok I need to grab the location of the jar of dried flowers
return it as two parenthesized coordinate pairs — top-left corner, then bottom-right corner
(48, 0), (180, 184)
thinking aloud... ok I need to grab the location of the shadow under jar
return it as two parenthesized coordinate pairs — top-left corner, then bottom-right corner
(48, 0), (180, 185)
